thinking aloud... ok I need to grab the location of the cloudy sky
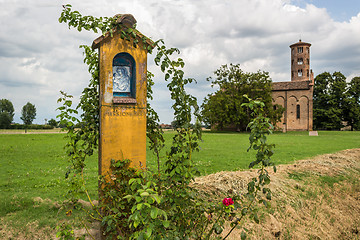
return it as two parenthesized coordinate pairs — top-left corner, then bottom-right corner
(0, 0), (359, 124)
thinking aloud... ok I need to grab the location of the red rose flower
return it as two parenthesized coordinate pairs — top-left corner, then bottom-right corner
(222, 197), (234, 206)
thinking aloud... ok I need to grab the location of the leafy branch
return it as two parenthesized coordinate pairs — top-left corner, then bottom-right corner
(57, 5), (276, 240)
(223, 95), (276, 239)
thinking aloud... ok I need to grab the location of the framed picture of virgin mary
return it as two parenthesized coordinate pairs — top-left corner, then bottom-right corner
(113, 66), (131, 93)
(112, 52), (136, 99)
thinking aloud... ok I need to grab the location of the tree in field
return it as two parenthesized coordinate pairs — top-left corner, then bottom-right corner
(201, 64), (284, 131)
(344, 76), (360, 130)
(0, 99), (15, 129)
(21, 102), (36, 125)
(171, 119), (180, 129)
(48, 118), (58, 128)
(313, 71), (347, 130)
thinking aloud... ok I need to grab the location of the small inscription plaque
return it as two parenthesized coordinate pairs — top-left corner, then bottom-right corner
(113, 97), (136, 104)
(105, 107), (146, 117)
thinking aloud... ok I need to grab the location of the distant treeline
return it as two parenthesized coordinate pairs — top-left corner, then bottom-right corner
(8, 123), (55, 130)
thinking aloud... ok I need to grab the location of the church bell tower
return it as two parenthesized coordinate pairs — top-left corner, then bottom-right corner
(290, 40), (312, 82)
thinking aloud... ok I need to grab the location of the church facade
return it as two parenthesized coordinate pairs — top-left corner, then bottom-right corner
(272, 40), (314, 131)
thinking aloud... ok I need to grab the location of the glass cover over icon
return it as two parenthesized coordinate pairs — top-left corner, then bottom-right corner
(113, 66), (131, 93)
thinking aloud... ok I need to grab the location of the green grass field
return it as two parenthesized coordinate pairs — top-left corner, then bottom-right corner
(148, 130), (360, 175)
(1, 130), (360, 235)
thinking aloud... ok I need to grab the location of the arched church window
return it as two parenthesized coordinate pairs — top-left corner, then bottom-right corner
(298, 69), (303, 77)
(296, 104), (300, 119)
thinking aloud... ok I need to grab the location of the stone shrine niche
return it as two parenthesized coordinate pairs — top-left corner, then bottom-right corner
(112, 52), (136, 103)
(92, 13), (150, 176)
(92, 13), (150, 239)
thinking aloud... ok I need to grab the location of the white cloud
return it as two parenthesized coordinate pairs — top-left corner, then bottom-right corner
(0, 0), (359, 124)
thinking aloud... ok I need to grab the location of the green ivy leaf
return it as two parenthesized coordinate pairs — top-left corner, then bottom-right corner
(136, 203), (143, 210)
(140, 191), (149, 197)
(150, 208), (158, 219)
(162, 220), (170, 228)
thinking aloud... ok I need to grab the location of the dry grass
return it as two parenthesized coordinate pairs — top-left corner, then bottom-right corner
(193, 148), (360, 239)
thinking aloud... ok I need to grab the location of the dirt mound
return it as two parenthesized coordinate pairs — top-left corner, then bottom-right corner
(193, 148), (360, 239)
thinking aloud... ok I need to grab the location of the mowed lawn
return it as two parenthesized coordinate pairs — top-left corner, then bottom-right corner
(0, 130), (360, 231)
(147, 130), (360, 175)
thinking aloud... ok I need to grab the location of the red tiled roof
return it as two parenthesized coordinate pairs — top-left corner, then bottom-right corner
(290, 40), (311, 48)
(272, 80), (311, 91)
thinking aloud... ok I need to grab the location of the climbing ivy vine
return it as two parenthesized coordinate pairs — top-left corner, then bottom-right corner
(57, 5), (276, 240)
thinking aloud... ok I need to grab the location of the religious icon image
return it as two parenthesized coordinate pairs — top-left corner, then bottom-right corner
(113, 66), (131, 92)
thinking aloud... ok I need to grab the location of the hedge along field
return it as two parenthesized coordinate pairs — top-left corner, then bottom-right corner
(1, 131), (360, 232)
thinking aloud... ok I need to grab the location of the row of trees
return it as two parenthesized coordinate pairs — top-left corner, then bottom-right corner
(201, 64), (284, 131)
(2, 71), (358, 132)
(201, 66), (360, 132)
(314, 72), (360, 130)
(0, 99), (37, 129)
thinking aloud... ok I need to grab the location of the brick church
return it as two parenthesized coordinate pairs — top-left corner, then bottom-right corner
(272, 40), (314, 131)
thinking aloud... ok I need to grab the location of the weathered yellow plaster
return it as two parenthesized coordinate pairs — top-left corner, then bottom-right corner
(96, 31), (148, 176)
